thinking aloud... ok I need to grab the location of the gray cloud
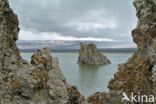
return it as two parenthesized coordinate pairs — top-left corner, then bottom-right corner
(9, 0), (137, 42)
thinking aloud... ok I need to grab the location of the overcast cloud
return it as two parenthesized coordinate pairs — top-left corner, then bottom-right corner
(9, 0), (137, 42)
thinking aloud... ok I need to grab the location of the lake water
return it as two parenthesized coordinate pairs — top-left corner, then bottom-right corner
(21, 52), (133, 98)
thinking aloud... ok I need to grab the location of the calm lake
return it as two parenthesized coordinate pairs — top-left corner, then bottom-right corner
(21, 52), (133, 98)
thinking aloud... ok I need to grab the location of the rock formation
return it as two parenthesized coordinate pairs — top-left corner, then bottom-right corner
(0, 0), (85, 104)
(78, 43), (111, 65)
(87, 92), (109, 104)
(88, 0), (156, 104)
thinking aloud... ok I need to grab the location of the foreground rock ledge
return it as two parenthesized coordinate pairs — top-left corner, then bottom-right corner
(0, 0), (85, 104)
(78, 43), (111, 65)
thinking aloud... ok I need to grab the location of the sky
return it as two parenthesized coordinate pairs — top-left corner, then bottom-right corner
(9, 0), (137, 42)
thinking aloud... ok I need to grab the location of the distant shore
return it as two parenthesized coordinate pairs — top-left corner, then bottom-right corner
(19, 48), (137, 53)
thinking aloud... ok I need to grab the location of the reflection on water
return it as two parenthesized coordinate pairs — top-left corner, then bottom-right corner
(79, 64), (101, 69)
(21, 52), (133, 98)
(78, 65), (100, 90)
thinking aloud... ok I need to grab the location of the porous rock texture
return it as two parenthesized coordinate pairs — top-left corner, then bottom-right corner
(0, 0), (85, 104)
(87, 92), (109, 104)
(88, 0), (156, 104)
(78, 43), (111, 65)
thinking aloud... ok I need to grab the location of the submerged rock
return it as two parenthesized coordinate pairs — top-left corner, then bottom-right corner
(88, 0), (156, 103)
(78, 43), (111, 65)
(0, 0), (85, 104)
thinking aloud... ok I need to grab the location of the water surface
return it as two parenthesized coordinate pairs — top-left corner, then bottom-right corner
(21, 52), (133, 98)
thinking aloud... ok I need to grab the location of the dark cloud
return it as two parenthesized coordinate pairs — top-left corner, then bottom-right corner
(9, 0), (137, 42)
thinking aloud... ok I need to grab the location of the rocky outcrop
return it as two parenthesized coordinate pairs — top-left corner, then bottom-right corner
(78, 43), (111, 65)
(87, 92), (109, 104)
(88, 0), (156, 104)
(0, 0), (85, 104)
(67, 86), (85, 104)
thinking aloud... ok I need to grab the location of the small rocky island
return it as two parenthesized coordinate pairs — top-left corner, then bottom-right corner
(78, 43), (111, 65)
